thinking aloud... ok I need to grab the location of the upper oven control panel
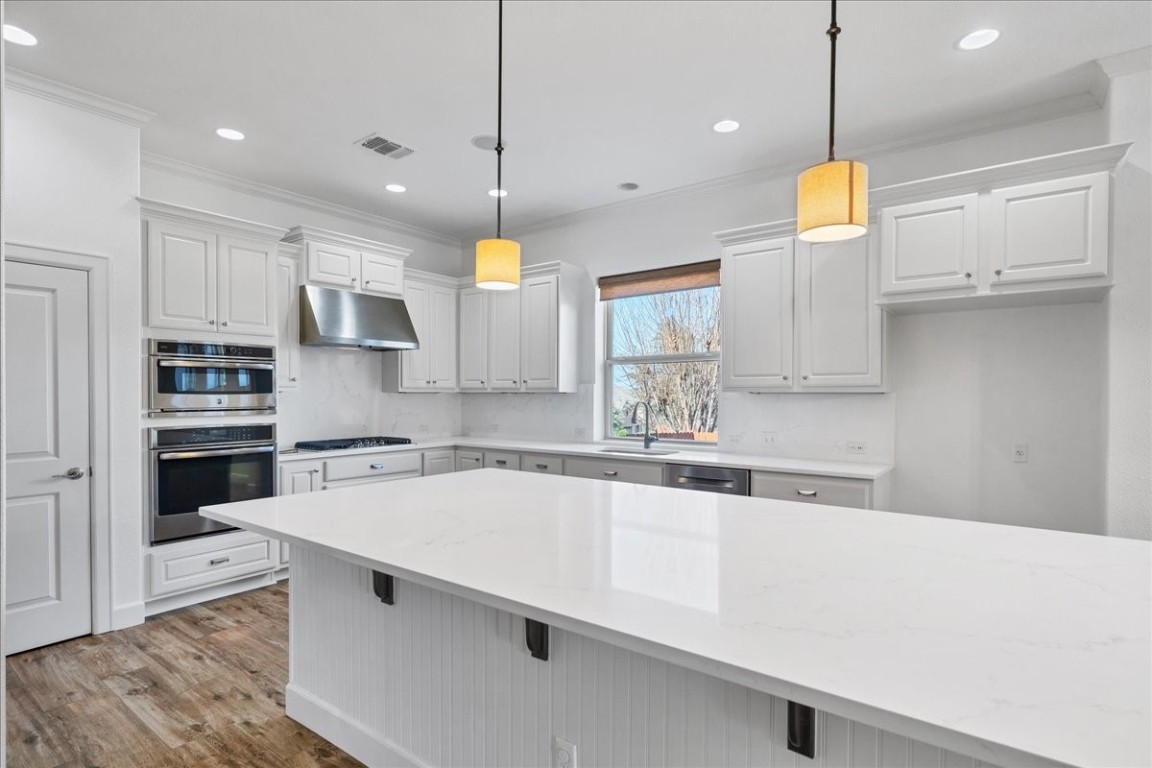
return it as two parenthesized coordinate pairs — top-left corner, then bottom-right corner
(151, 424), (276, 449)
(150, 339), (276, 360)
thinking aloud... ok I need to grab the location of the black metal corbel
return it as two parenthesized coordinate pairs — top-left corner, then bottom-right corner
(525, 618), (549, 661)
(787, 700), (817, 759)
(372, 570), (395, 605)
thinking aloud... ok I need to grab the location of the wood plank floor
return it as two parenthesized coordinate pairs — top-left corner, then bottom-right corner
(6, 582), (364, 768)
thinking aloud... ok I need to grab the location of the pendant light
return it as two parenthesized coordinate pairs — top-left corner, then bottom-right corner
(475, 0), (520, 290)
(796, 0), (868, 243)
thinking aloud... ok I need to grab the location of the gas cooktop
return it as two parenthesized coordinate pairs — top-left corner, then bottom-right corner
(295, 436), (413, 451)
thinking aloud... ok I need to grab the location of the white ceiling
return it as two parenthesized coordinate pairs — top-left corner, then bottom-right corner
(5, 1), (1149, 239)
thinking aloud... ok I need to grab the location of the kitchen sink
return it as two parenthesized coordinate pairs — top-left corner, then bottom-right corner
(597, 447), (679, 456)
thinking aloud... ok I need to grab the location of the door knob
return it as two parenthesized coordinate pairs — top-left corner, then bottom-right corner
(52, 467), (85, 480)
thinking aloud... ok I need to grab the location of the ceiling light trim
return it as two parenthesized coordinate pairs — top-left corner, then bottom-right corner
(141, 152), (462, 248)
(5, 68), (156, 128)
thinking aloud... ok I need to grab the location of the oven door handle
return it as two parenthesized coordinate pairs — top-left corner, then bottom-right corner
(157, 360), (275, 371)
(158, 445), (276, 460)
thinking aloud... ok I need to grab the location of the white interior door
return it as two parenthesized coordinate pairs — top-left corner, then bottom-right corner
(4, 260), (92, 655)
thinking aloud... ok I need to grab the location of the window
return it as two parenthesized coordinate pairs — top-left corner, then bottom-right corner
(602, 261), (720, 443)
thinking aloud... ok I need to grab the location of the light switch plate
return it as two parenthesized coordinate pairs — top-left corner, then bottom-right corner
(1013, 443), (1029, 463)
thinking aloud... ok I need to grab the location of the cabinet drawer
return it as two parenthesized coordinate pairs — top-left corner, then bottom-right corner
(521, 454), (563, 475)
(751, 472), (871, 509)
(484, 451), (521, 471)
(149, 537), (274, 598)
(564, 457), (664, 486)
(324, 452), (422, 482)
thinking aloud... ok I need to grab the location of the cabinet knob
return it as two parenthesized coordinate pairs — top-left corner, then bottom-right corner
(480, 380), (485, 385)
(364, 280), (371, 286)
(964, 272), (972, 279)
(426, 380), (431, 385)
(350, 277), (357, 284)
(221, 321), (229, 327)
(801, 375), (808, 380)
(290, 377), (297, 382)
(994, 269), (1003, 277)
(310, 469), (319, 473)
(782, 375), (789, 381)
(208, 319), (216, 325)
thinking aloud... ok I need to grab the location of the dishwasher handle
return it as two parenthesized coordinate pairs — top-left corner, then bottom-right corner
(663, 465), (750, 495)
(676, 476), (736, 490)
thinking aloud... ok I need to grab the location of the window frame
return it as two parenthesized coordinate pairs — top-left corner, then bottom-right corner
(602, 291), (721, 445)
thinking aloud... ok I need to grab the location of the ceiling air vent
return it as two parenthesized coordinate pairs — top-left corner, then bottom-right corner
(355, 133), (416, 160)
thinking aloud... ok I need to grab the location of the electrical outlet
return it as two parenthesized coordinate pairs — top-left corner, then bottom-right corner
(574, 427), (587, 440)
(552, 735), (578, 768)
(762, 431), (778, 446)
(1013, 443), (1029, 463)
(846, 441), (866, 455)
(729, 434), (743, 445)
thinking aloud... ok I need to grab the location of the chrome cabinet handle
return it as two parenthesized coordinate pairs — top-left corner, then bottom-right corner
(370, 463), (385, 470)
(52, 467), (85, 480)
(535, 464), (548, 470)
(209, 557), (230, 566)
(797, 490), (818, 497)
(603, 470), (618, 477)
(496, 460), (507, 466)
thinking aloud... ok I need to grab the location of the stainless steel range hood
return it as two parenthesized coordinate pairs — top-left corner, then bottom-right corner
(299, 285), (419, 350)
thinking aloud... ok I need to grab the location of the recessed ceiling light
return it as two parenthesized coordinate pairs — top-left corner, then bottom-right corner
(215, 128), (245, 141)
(385, 184), (406, 193)
(618, 182), (640, 191)
(488, 188), (508, 198)
(712, 119), (740, 133)
(957, 28), (1000, 51)
(3, 24), (37, 46)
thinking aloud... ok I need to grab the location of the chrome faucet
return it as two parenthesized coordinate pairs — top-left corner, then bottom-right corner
(630, 401), (658, 450)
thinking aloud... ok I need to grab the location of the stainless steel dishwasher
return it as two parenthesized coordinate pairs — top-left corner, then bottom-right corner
(663, 463), (750, 495)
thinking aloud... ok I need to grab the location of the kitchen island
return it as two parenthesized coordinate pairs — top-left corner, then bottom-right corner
(202, 470), (1150, 768)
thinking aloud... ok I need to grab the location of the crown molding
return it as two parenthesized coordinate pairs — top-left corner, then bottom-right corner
(714, 219), (799, 246)
(140, 152), (462, 249)
(498, 89), (1104, 241)
(4, 69), (155, 128)
(138, 198), (287, 242)
(404, 268), (460, 289)
(1097, 46), (1152, 78)
(282, 225), (412, 259)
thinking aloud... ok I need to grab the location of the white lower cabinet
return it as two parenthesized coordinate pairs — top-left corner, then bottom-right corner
(147, 532), (276, 599)
(321, 452), (422, 488)
(423, 449), (457, 476)
(484, 451), (521, 471)
(521, 454), (564, 475)
(456, 450), (483, 471)
(564, 457), (664, 486)
(751, 471), (875, 510)
(280, 460), (322, 495)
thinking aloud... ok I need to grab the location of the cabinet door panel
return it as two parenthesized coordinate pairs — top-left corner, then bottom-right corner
(488, 289), (522, 390)
(458, 288), (489, 390)
(147, 221), (217, 331)
(429, 285), (458, 389)
(276, 255), (301, 389)
(401, 281), (431, 389)
(796, 237), (882, 389)
(305, 242), (359, 288)
(520, 275), (559, 390)
(218, 237), (275, 336)
(989, 172), (1109, 284)
(423, 450), (456, 476)
(361, 252), (405, 296)
(279, 463), (321, 495)
(879, 194), (978, 294)
(456, 450), (484, 471)
(720, 237), (794, 390)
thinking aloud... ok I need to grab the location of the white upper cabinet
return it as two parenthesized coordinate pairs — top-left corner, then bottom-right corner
(873, 144), (1125, 311)
(457, 262), (581, 394)
(458, 288), (489, 390)
(487, 288), (522, 390)
(276, 245), (302, 390)
(284, 226), (410, 298)
(143, 200), (284, 338)
(217, 236), (277, 336)
(796, 236), (883, 389)
(988, 171), (1109, 285)
(383, 273), (458, 392)
(720, 237), (794, 391)
(879, 194), (978, 295)
(520, 274), (559, 391)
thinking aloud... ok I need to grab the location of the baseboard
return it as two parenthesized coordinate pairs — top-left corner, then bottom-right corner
(110, 601), (145, 631)
(285, 684), (426, 768)
(144, 572), (276, 617)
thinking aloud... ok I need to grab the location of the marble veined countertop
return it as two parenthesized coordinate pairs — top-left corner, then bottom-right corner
(278, 435), (892, 480)
(203, 470), (1150, 768)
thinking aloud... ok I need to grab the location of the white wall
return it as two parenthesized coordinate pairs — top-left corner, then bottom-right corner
(140, 164), (467, 446)
(2, 87), (145, 625)
(1104, 61), (1152, 540)
(470, 105), (1125, 531)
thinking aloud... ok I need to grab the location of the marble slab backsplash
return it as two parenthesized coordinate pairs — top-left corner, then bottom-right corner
(718, 392), (896, 464)
(276, 347), (462, 447)
(461, 383), (594, 442)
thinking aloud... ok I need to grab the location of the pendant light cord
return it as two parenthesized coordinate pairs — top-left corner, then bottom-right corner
(826, 0), (839, 163)
(495, 0), (505, 239)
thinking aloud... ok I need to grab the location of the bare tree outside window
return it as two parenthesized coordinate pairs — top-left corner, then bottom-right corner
(606, 286), (720, 442)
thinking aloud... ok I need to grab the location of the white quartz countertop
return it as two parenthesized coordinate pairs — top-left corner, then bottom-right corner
(278, 435), (892, 480)
(204, 470), (1150, 768)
